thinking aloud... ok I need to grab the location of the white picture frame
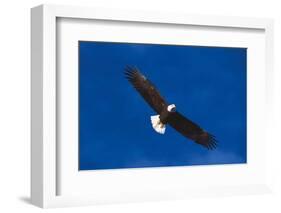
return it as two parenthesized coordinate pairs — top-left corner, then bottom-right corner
(31, 4), (274, 208)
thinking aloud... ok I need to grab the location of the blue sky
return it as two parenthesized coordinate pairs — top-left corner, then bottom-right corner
(79, 41), (247, 170)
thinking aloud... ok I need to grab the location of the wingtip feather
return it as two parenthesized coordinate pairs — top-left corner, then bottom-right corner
(198, 133), (218, 150)
(124, 66), (137, 80)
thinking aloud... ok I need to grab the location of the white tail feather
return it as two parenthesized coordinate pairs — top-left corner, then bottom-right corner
(150, 115), (166, 134)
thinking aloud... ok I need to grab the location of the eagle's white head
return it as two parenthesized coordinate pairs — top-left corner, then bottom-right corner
(167, 104), (176, 112)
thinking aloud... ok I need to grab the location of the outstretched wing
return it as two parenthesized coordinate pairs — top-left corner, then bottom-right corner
(125, 66), (168, 114)
(167, 112), (217, 150)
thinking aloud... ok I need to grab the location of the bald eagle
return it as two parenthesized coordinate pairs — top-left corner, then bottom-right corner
(125, 66), (217, 150)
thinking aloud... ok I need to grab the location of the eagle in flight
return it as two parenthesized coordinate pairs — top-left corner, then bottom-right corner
(125, 66), (217, 150)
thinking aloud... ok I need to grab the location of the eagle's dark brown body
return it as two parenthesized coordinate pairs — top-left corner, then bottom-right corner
(159, 109), (173, 124)
(125, 66), (217, 150)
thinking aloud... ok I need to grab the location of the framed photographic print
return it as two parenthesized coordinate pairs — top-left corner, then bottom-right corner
(31, 4), (274, 208)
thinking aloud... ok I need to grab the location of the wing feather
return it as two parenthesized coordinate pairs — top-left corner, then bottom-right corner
(167, 112), (218, 150)
(125, 66), (167, 114)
